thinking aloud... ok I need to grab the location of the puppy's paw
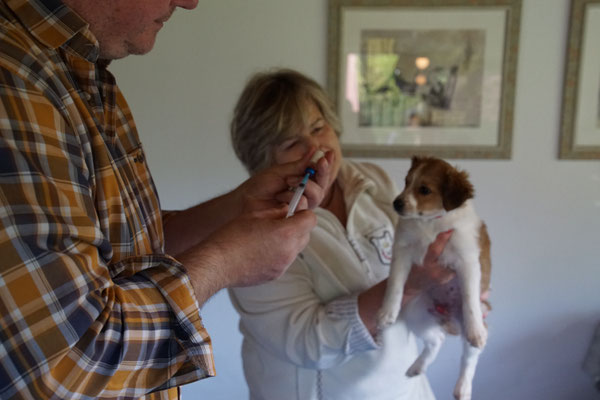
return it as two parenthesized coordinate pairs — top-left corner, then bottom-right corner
(405, 360), (425, 377)
(453, 377), (473, 400)
(465, 322), (487, 349)
(376, 306), (400, 331)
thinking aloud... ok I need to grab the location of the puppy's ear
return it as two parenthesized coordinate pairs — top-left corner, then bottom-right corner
(442, 167), (474, 211)
(411, 155), (424, 168)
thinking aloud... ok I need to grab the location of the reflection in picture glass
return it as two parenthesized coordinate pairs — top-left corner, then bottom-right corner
(358, 30), (486, 128)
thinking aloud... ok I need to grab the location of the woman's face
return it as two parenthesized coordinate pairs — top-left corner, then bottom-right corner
(272, 101), (342, 196)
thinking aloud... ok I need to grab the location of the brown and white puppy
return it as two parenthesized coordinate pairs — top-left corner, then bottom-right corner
(377, 156), (491, 400)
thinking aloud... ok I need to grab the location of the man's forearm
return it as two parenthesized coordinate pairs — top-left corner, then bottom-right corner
(176, 240), (229, 306)
(163, 188), (242, 256)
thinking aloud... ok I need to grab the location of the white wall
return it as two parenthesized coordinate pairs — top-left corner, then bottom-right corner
(110, 0), (600, 398)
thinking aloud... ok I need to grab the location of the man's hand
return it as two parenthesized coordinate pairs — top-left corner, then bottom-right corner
(211, 207), (316, 287)
(179, 206), (317, 305)
(175, 148), (334, 305)
(236, 148), (334, 213)
(163, 149), (333, 257)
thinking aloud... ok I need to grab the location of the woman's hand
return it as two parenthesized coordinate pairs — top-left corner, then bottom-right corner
(359, 231), (453, 336)
(403, 231), (491, 315)
(358, 230), (493, 336)
(276, 149), (335, 211)
(403, 230), (455, 305)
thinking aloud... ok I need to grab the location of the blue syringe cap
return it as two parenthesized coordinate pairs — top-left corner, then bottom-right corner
(304, 150), (325, 176)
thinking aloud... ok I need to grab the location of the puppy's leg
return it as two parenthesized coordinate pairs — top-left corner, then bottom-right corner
(377, 252), (412, 330)
(453, 338), (482, 400)
(456, 257), (487, 348)
(407, 328), (445, 377)
(403, 296), (446, 377)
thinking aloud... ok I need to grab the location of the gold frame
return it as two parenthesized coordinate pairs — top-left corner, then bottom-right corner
(327, 0), (522, 159)
(559, 0), (600, 159)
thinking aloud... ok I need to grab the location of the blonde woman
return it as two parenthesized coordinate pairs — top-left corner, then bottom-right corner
(229, 69), (454, 400)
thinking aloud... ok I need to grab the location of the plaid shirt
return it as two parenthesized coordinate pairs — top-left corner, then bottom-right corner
(0, 0), (215, 399)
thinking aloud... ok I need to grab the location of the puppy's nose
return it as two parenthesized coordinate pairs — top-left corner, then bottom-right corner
(393, 198), (404, 213)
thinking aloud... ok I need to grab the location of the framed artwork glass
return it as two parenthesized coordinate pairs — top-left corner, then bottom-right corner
(327, 0), (522, 158)
(560, 0), (600, 159)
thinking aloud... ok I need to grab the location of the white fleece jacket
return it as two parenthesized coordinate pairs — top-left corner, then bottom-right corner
(229, 161), (435, 400)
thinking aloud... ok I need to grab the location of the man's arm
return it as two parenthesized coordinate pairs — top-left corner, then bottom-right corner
(163, 190), (241, 256)
(0, 68), (216, 398)
(164, 151), (334, 306)
(179, 206), (317, 305)
(163, 149), (334, 257)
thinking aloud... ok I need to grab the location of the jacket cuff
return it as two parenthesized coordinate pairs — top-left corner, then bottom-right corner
(325, 295), (380, 353)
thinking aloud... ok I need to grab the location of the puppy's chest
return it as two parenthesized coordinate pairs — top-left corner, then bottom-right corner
(397, 215), (480, 269)
(397, 224), (443, 263)
(405, 241), (467, 273)
(438, 246), (465, 270)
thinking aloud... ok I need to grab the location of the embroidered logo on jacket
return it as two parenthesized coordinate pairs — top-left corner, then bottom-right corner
(369, 230), (393, 265)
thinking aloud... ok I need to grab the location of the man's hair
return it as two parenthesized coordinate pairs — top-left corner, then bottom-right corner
(230, 68), (341, 174)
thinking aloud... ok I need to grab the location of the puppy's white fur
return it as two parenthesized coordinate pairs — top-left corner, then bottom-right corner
(377, 157), (491, 400)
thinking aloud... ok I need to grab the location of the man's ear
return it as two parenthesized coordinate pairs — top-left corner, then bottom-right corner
(442, 168), (474, 211)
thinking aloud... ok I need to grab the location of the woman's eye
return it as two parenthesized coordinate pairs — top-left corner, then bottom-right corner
(312, 125), (324, 135)
(419, 185), (431, 195)
(280, 140), (298, 151)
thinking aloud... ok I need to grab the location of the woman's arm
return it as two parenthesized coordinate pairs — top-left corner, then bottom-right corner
(229, 257), (377, 370)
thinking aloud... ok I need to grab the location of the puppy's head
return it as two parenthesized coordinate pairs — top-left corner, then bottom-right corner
(393, 156), (474, 219)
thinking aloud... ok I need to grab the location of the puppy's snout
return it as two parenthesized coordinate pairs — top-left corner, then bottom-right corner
(393, 197), (405, 213)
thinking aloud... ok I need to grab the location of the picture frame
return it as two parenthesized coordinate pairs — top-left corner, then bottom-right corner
(559, 0), (600, 159)
(327, 0), (522, 159)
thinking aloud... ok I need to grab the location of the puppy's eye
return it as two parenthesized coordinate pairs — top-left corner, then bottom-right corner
(419, 185), (431, 195)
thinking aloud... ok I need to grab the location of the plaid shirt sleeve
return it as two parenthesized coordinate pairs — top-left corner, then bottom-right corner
(0, 1), (215, 399)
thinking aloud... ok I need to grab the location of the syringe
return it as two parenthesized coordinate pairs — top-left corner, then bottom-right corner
(286, 150), (325, 218)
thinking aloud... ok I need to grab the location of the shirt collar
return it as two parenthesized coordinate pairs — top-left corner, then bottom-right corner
(4, 0), (99, 62)
(337, 161), (376, 198)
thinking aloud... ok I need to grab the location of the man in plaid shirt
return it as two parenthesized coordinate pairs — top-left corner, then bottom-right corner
(0, 0), (333, 398)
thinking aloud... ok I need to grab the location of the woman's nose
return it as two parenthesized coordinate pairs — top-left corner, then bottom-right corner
(303, 135), (328, 152)
(173, 0), (198, 10)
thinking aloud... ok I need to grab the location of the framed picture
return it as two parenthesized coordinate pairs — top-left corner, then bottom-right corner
(327, 0), (522, 159)
(559, 0), (600, 159)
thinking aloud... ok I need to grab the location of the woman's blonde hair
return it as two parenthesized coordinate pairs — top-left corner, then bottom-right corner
(231, 68), (341, 174)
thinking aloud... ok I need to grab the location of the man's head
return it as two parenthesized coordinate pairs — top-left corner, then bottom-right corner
(63, 0), (198, 60)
